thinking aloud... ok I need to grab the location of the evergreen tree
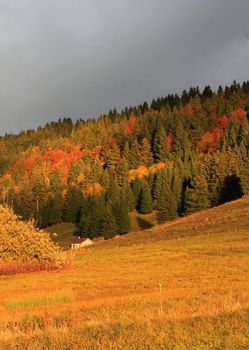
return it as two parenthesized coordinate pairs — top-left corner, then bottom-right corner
(138, 138), (153, 166)
(106, 176), (120, 204)
(152, 123), (168, 163)
(49, 195), (62, 225)
(171, 167), (183, 211)
(42, 194), (62, 227)
(121, 182), (135, 211)
(238, 146), (249, 194)
(116, 159), (129, 187)
(184, 174), (210, 215)
(63, 187), (84, 223)
(14, 180), (36, 221)
(79, 195), (105, 238)
(184, 175), (210, 214)
(131, 177), (143, 209)
(138, 180), (153, 214)
(128, 140), (140, 168)
(99, 205), (118, 239)
(152, 170), (167, 210)
(79, 213), (92, 238)
(113, 199), (131, 234)
(157, 185), (177, 223)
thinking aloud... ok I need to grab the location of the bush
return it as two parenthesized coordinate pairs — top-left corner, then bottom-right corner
(0, 205), (66, 272)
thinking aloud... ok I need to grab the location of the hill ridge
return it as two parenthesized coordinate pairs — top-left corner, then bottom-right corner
(120, 195), (249, 244)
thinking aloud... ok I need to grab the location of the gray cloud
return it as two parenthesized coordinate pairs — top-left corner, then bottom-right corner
(0, 0), (248, 134)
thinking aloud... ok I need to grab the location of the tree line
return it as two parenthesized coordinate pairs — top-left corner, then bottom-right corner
(0, 80), (249, 239)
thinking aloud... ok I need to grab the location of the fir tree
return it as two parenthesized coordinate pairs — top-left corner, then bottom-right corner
(128, 140), (140, 168)
(184, 174), (210, 215)
(152, 123), (168, 163)
(157, 185), (177, 223)
(113, 200), (131, 234)
(131, 177), (142, 209)
(63, 187), (84, 223)
(139, 138), (153, 166)
(121, 182), (135, 212)
(106, 176), (120, 204)
(152, 170), (167, 210)
(138, 180), (153, 214)
(49, 195), (62, 225)
(116, 159), (129, 187)
(99, 205), (118, 239)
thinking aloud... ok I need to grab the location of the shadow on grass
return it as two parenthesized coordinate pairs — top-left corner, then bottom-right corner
(136, 217), (154, 230)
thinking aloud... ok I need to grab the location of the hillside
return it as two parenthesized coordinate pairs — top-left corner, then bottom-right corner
(0, 81), (249, 243)
(122, 194), (249, 244)
(1, 196), (249, 349)
(47, 196), (249, 249)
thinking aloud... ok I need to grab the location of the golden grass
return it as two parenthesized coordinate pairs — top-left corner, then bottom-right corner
(1, 197), (249, 349)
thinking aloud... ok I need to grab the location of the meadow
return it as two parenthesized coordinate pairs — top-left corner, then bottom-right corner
(1, 197), (249, 349)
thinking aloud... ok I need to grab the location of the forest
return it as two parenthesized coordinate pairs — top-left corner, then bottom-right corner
(0, 81), (249, 239)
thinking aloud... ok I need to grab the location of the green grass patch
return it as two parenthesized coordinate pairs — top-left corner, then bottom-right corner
(6, 294), (75, 310)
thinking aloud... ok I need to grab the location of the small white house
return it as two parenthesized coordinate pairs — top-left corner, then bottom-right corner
(71, 237), (93, 249)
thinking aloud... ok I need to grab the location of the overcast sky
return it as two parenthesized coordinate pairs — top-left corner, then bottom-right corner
(0, 0), (249, 134)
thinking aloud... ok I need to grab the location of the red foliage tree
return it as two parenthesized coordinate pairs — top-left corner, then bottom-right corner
(218, 115), (228, 129)
(167, 134), (173, 151)
(180, 103), (194, 117)
(230, 108), (246, 124)
(124, 115), (136, 136)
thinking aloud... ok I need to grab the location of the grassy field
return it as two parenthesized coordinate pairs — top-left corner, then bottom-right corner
(1, 197), (249, 349)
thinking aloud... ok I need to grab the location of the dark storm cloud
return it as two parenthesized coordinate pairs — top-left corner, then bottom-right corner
(0, 0), (248, 134)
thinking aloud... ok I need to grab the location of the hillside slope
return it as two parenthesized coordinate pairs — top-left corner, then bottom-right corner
(119, 195), (249, 245)
(47, 196), (249, 249)
(1, 197), (249, 349)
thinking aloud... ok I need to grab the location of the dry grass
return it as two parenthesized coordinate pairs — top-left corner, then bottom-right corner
(1, 197), (249, 349)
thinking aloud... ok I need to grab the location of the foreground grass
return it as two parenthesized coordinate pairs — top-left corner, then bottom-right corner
(1, 228), (249, 349)
(1, 197), (249, 349)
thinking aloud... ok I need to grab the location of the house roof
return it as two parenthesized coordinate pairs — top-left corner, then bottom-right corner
(71, 237), (90, 244)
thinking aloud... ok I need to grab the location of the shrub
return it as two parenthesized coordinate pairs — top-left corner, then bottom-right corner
(0, 205), (66, 272)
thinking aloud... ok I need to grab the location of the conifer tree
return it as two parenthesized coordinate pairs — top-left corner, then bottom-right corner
(152, 170), (168, 210)
(238, 146), (249, 194)
(131, 177), (143, 209)
(121, 182), (135, 211)
(99, 205), (118, 239)
(238, 118), (249, 148)
(79, 195), (105, 238)
(203, 155), (220, 206)
(171, 167), (183, 211)
(184, 174), (210, 215)
(42, 194), (62, 227)
(116, 159), (129, 187)
(128, 140), (140, 168)
(113, 199), (131, 234)
(106, 176), (120, 204)
(79, 213), (92, 238)
(49, 195), (62, 225)
(157, 185), (177, 223)
(63, 187), (84, 223)
(152, 123), (168, 163)
(138, 180), (153, 214)
(139, 138), (153, 166)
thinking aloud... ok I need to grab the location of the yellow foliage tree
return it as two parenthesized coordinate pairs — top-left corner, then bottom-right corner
(0, 205), (65, 267)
